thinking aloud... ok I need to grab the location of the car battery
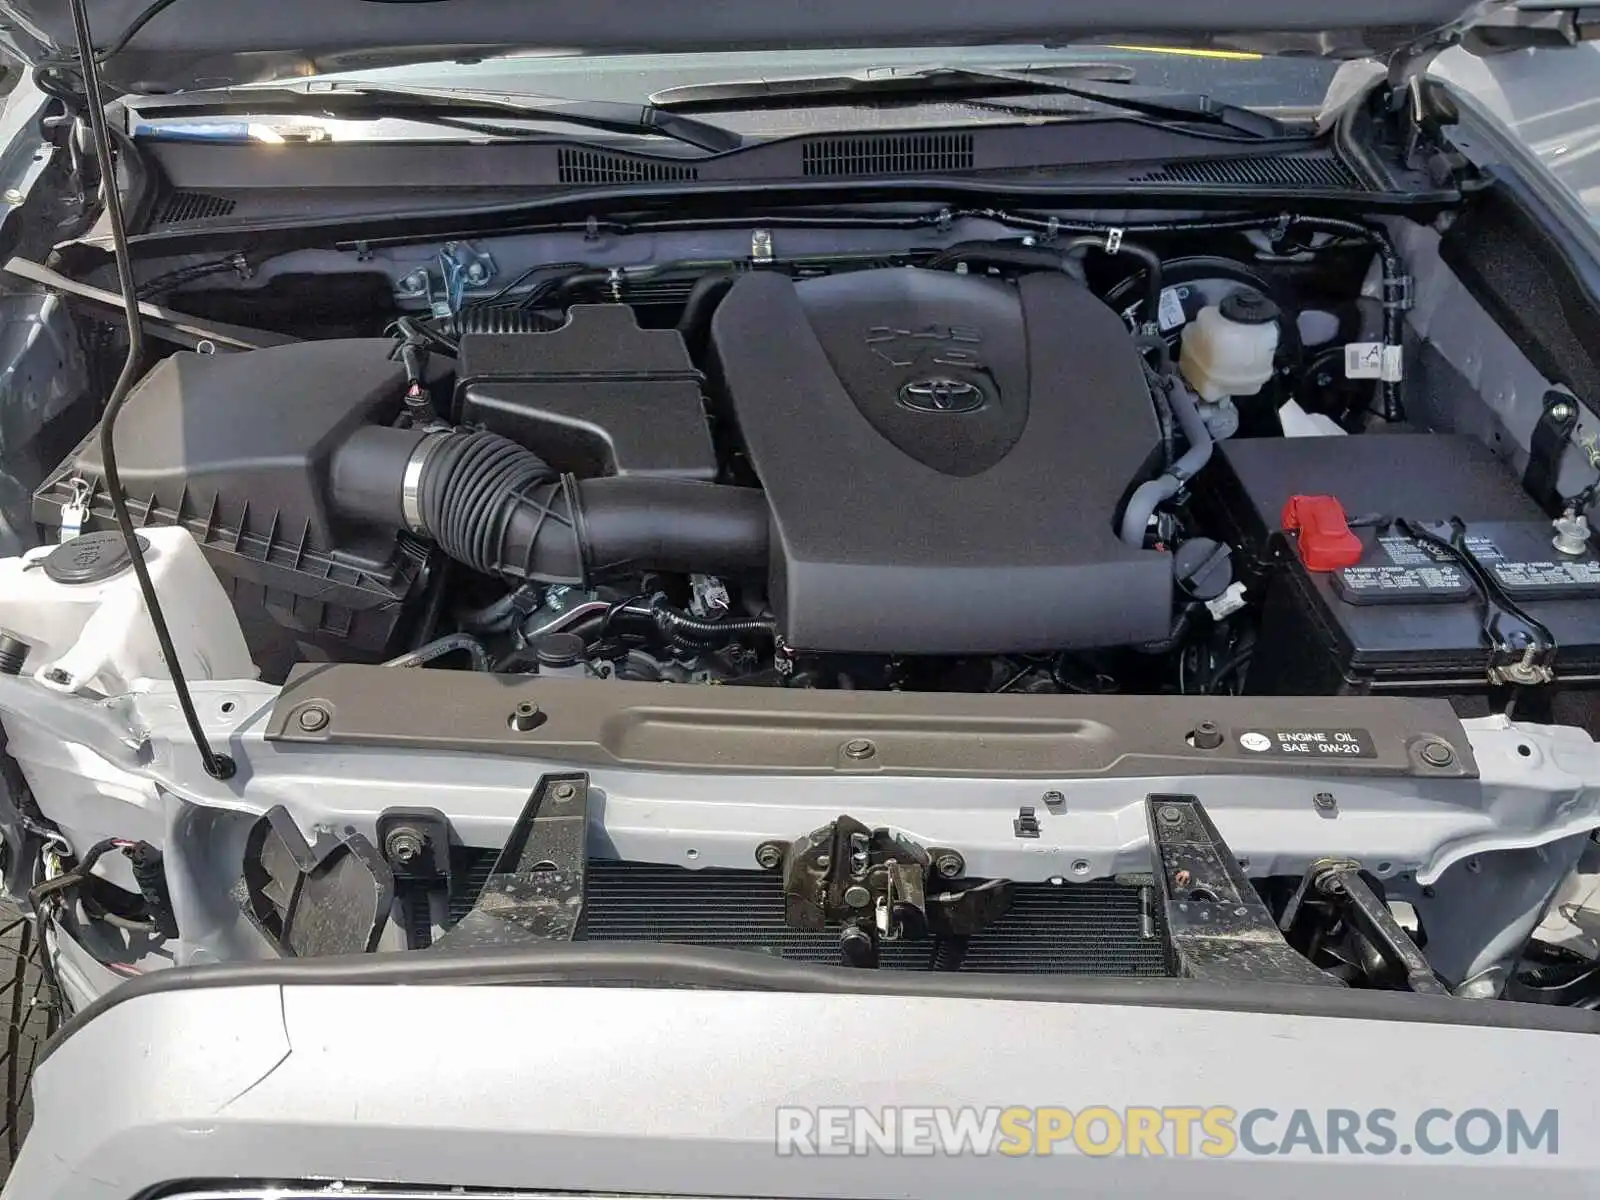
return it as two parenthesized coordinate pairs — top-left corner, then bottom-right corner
(1208, 434), (1600, 697)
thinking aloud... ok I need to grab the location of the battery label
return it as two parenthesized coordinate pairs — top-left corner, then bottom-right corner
(1335, 536), (1473, 604)
(1237, 728), (1377, 758)
(1492, 558), (1600, 597)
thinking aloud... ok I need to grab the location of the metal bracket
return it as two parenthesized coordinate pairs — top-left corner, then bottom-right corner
(1147, 795), (1340, 987)
(779, 815), (1012, 968)
(375, 807), (453, 884)
(1524, 390), (1583, 512)
(433, 773), (589, 947)
(397, 240), (497, 316)
(1280, 858), (1446, 994)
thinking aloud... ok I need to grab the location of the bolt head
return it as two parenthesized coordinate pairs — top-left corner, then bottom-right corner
(1191, 720), (1224, 750)
(552, 781), (577, 801)
(1419, 740), (1455, 768)
(1551, 402), (1575, 422)
(296, 705), (330, 732)
(466, 264), (486, 283)
(1174, 869), (1192, 888)
(842, 738), (876, 760)
(509, 700), (545, 732)
(755, 842), (784, 870)
(3, 188), (22, 205)
(1159, 805), (1184, 825)
(385, 827), (425, 864)
(1042, 789), (1066, 810)
(1313, 791), (1338, 811)
(934, 853), (963, 878)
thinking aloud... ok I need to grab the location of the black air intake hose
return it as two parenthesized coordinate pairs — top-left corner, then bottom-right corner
(331, 427), (769, 586)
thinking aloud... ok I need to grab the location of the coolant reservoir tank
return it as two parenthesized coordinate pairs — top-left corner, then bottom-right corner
(1179, 289), (1281, 403)
(0, 528), (255, 695)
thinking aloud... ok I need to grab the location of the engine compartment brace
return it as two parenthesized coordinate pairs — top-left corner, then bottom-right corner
(434, 772), (590, 948)
(1146, 794), (1341, 987)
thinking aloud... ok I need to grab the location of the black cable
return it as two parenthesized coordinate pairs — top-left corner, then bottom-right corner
(470, 260), (585, 309)
(92, 0), (184, 63)
(1204, 648), (1254, 695)
(68, 0), (233, 780)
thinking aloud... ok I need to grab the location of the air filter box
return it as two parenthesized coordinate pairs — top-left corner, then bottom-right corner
(34, 340), (432, 679)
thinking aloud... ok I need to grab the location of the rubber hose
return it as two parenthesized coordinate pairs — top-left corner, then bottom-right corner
(332, 427), (770, 586)
(925, 240), (1076, 272)
(1119, 377), (1213, 547)
(384, 632), (492, 671)
(677, 271), (739, 360)
(1060, 235), (1164, 328)
(1134, 602), (1201, 655)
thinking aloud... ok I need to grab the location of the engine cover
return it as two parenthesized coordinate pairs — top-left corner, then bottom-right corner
(709, 268), (1171, 653)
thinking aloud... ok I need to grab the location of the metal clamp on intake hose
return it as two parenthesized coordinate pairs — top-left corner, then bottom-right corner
(401, 431), (449, 535)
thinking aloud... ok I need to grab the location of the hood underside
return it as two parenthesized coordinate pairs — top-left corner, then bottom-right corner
(0, 0), (1490, 94)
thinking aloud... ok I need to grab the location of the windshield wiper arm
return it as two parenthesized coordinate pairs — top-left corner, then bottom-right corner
(651, 66), (1289, 139)
(132, 82), (743, 154)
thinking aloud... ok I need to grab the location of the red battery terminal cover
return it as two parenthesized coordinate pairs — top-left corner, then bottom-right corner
(1281, 494), (1364, 571)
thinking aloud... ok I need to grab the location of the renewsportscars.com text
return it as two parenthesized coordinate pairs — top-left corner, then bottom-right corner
(775, 1106), (1560, 1158)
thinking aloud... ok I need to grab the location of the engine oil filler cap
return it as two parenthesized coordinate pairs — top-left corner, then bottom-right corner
(42, 531), (150, 585)
(1281, 495), (1362, 572)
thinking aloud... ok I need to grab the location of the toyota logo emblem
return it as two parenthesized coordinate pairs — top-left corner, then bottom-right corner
(898, 377), (986, 413)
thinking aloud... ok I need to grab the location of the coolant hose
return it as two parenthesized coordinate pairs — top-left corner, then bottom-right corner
(1119, 376), (1213, 548)
(1059, 236), (1164, 329)
(331, 426), (770, 585)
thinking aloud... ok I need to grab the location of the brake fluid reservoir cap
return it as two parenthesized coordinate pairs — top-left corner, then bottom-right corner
(42, 531), (149, 585)
(1218, 289), (1281, 325)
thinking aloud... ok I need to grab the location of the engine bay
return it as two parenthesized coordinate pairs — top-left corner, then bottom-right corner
(5, 185), (1600, 1009)
(30, 211), (1600, 712)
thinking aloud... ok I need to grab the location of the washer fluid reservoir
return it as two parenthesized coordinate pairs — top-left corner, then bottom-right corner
(0, 528), (256, 695)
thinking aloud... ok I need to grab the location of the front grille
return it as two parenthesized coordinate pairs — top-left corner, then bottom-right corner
(154, 190), (237, 224)
(802, 132), (974, 176)
(448, 853), (1167, 975)
(1133, 153), (1360, 189)
(557, 147), (700, 183)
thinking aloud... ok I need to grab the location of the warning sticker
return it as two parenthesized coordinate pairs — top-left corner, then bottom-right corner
(1334, 536), (1473, 604)
(1492, 558), (1600, 598)
(1157, 286), (1189, 332)
(1237, 728), (1377, 758)
(1344, 343), (1404, 382)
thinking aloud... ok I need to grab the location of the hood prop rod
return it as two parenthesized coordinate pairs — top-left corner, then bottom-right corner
(66, 0), (234, 780)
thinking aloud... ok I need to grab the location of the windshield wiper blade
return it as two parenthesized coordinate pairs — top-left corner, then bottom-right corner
(131, 82), (743, 154)
(651, 66), (1289, 139)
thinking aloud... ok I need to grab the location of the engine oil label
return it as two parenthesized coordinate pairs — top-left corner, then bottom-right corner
(1237, 728), (1377, 758)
